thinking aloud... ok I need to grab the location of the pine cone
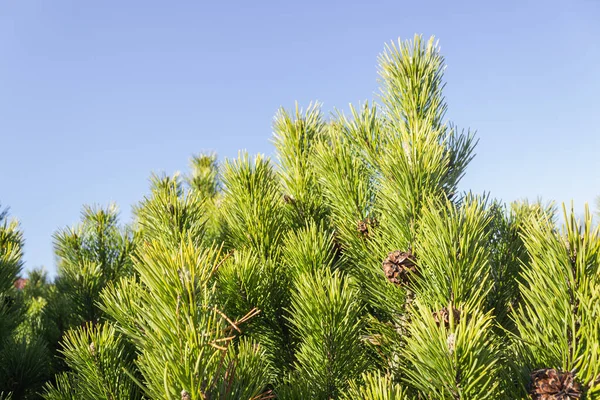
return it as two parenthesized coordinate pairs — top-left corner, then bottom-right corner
(433, 307), (461, 328)
(357, 217), (378, 237)
(382, 250), (416, 285)
(529, 369), (582, 399)
(357, 220), (369, 235)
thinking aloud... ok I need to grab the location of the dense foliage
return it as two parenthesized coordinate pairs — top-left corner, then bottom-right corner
(1, 35), (599, 399)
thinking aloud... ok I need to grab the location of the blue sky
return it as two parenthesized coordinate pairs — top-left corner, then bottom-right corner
(1, 0), (599, 276)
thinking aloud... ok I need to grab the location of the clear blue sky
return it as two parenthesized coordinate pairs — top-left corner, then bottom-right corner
(1, 0), (599, 277)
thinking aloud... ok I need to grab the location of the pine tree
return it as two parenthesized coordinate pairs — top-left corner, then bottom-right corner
(28, 34), (600, 400)
(0, 204), (23, 343)
(0, 206), (52, 399)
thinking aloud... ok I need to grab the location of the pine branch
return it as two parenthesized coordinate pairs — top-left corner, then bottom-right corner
(412, 196), (493, 309)
(402, 301), (508, 399)
(512, 204), (600, 394)
(273, 102), (329, 227)
(342, 370), (408, 400)
(220, 152), (288, 260)
(56, 322), (140, 399)
(186, 153), (219, 200)
(286, 269), (368, 398)
(134, 173), (208, 249)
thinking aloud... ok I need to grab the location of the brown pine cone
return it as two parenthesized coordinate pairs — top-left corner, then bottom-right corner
(357, 220), (369, 235)
(529, 368), (582, 399)
(382, 250), (417, 285)
(357, 217), (378, 237)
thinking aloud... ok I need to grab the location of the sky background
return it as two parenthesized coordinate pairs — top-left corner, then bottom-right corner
(1, 0), (599, 277)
